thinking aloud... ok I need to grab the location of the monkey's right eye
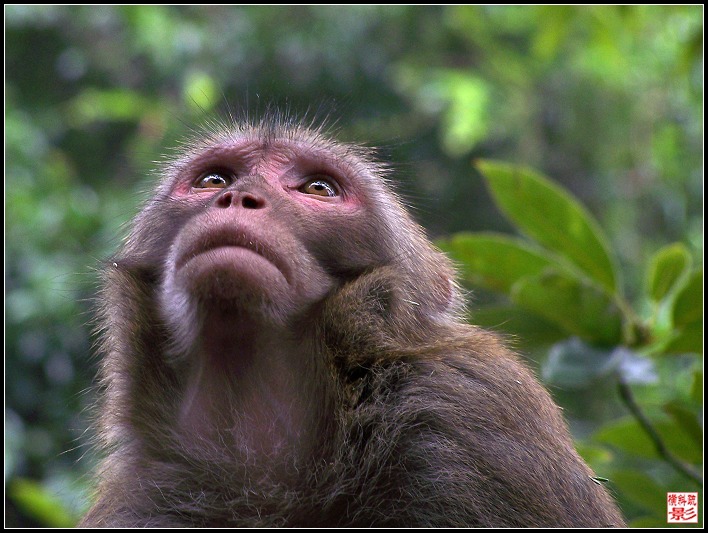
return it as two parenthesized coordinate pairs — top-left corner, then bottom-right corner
(194, 172), (233, 189)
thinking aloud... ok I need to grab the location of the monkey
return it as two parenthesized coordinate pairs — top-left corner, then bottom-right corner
(81, 111), (625, 527)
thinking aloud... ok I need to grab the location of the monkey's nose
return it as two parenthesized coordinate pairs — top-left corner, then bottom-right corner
(215, 190), (266, 210)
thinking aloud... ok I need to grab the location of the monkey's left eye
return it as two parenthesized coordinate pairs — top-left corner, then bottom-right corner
(299, 177), (339, 197)
(195, 171), (233, 189)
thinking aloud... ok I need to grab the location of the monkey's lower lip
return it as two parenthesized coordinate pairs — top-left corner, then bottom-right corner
(177, 235), (291, 284)
(180, 245), (289, 283)
(202, 245), (279, 267)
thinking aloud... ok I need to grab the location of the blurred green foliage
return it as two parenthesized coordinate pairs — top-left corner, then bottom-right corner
(442, 163), (702, 526)
(5, 5), (702, 527)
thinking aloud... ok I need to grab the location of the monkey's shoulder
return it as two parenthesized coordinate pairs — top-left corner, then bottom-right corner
(338, 353), (622, 527)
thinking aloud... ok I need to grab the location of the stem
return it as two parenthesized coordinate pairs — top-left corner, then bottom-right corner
(617, 378), (702, 486)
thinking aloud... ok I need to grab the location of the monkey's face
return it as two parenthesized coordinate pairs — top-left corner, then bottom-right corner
(152, 136), (393, 331)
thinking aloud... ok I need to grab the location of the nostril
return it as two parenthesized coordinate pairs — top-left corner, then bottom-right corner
(241, 194), (264, 209)
(215, 190), (265, 209)
(215, 191), (234, 208)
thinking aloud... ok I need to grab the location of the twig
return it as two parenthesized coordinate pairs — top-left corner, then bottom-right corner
(617, 378), (702, 486)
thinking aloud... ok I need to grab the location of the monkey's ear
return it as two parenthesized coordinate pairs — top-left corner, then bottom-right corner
(405, 247), (462, 320)
(321, 267), (397, 360)
(329, 270), (459, 367)
(329, 259), (456, 329)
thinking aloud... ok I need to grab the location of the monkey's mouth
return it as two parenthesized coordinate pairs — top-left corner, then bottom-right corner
(176, 229), (290, 284)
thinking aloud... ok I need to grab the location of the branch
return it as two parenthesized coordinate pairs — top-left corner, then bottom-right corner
(617, 378), (702, 486)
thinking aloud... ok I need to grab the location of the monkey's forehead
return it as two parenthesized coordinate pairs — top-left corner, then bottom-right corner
(185, 121), (373, 157)
(164, 125), (389, 178)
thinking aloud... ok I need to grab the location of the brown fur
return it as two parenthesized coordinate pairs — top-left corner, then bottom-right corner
(82, 112), (625, 527)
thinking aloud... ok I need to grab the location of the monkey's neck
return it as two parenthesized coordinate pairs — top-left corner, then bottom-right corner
(176, 312), (326, 472)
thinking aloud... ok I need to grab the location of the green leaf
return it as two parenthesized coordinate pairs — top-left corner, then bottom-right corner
(598, 416), (703, 465)
(611, 470), (666, 514)
(654, 419), (704, 465)
(663, 269), (704, 355)
(646, 243), (692, 302)
(673, 269), (703, 328)
(476, 160), (618, 293)
(629, 516), (668, 527)
(470, 305), (567, 347)
(595, 417), (657, 458)
(663, 401), (702, 447)
(8, 479), (77, 527)
(439, 232), (554, 293)
(574, 442), (614, 467)
(663, 321), (703, 355)
(690, 371), (703, 404)
(511, 269), (623, 346)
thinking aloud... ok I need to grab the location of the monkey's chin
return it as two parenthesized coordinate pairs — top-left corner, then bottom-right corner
(178, 246), (290, 304)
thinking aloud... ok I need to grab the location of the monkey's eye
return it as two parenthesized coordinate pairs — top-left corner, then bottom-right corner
(299, 177), (338, 197)
(195, 171), (233, 189)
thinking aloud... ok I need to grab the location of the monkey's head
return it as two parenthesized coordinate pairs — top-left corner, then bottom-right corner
(85, 112), (627, 529)
(108, 113), (461, 362)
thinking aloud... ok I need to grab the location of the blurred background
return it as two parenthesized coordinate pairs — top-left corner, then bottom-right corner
(5, 5), (703, 527)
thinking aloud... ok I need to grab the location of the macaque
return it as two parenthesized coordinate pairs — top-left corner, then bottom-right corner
(81, 112), (625, 527)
